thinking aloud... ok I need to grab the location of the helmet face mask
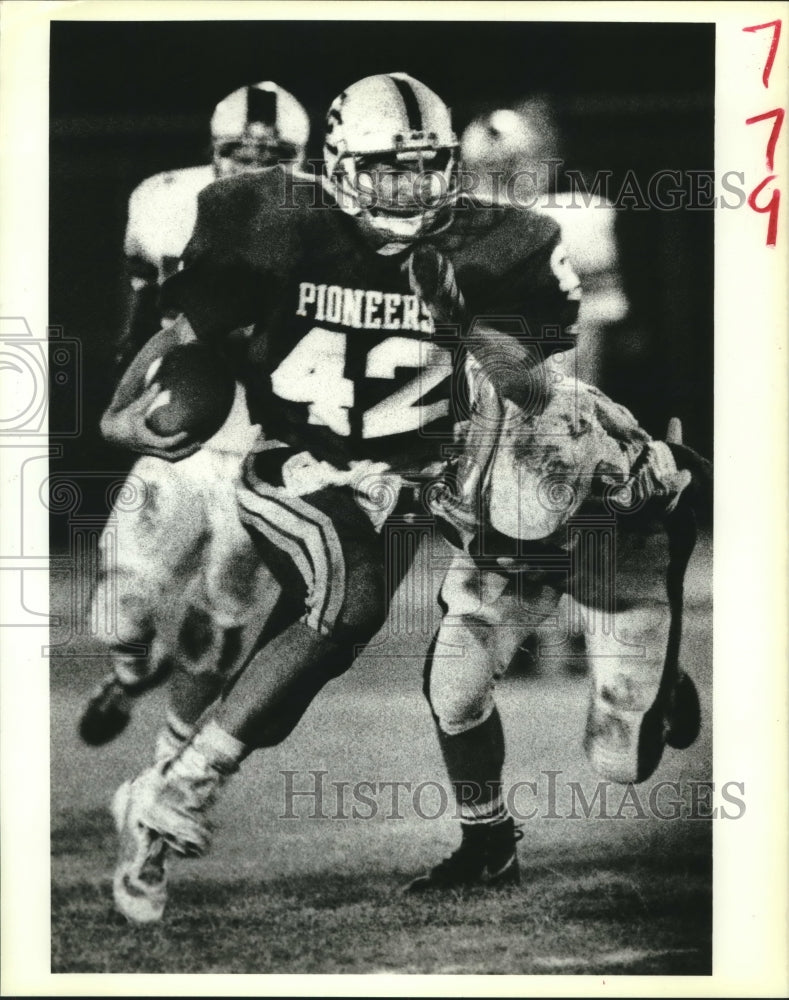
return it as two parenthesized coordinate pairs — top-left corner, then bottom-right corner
(213, 135), (302, 178)
(210, 83), (310, 178)
(324, 74), (459, 245)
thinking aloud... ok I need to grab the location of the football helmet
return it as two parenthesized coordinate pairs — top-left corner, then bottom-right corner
(460, 99), (561, 205)
(324, 73), (459, 245)
(211, 82), (310, 178)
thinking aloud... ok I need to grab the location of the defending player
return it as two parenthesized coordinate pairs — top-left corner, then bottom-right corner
(461, 99), (632, 677)
(80, 83), (310, 762)
(405, 373), (711, 891)
(99, 72), (583, 923)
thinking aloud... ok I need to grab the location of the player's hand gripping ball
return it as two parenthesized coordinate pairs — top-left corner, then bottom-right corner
(143, 342), (235, 441)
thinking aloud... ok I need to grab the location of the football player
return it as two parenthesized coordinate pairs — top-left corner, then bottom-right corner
(79, 83), (311, 764)
(100, 72), (583, 923)
(460, 99), (632, 677)
(402, 115), (710, 887)
(405, 377), (710, 892)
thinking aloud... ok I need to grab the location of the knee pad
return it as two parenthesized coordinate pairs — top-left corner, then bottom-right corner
(430, 682), (495, 736)
(423, 627), (497, 736)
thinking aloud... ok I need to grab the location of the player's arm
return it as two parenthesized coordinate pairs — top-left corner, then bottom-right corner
(465, 226), (581, 408)
(100, 314), (200, 461)
(430, 220), (582, 542)
(102, 176), (278, 459)
(159, 176), (272, 343)
(113, 259), (162, 374)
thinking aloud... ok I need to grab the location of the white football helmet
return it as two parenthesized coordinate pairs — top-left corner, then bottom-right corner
(324, 73), (459, 245)
(211, 82), (310, 178)
(460, 99), (561, 205)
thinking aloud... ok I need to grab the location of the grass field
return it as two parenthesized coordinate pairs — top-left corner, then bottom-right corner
(50, 535), (713, 975)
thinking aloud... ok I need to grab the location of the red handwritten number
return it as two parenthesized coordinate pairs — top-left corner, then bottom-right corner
(747, 177), (779, 247)
(743, 20), (782, 88)
(744, 21), (783, 246)
(745, 108), (785, 170)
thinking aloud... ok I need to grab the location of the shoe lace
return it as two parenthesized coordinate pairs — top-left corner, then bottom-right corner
(138, 831), (167, 886)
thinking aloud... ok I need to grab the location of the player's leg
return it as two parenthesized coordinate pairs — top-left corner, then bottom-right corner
(111, 532), (304, 923)
(150, 447), (278, 763)
(580, 495), (700, 784)
(507, 591), (588, 677)
(112, 477), (410, 921)
(407, 551), (562, 891)
(80, 456), (205, 745)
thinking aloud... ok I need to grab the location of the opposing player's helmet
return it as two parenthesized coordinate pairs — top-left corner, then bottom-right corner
(461, 99), (561, 204)
(324, 73), (459, 246)
(211, 82), (310, 177)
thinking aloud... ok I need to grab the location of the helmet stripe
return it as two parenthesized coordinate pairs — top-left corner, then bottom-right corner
(388, 75), (422, 131)
(246, 86), (277, 127)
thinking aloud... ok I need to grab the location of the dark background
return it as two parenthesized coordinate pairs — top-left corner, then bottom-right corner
(50, 19), (714, 543)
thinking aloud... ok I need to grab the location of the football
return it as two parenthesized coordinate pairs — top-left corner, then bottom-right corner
(143, 341), (235, 440)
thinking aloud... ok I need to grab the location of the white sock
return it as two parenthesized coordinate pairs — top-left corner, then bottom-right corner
(154, 711), (196, 763)
(190, 720), (247, 774)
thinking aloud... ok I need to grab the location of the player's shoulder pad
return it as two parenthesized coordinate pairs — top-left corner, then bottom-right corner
(188, 165), (307, 269)
(196, 163), (317, 219)
(129, 165), (214, 214)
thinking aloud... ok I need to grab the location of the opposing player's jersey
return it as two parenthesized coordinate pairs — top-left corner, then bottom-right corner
(486, 377), (688, 546)
(124, 165), (216, 285)
(161, 166), (580, 473)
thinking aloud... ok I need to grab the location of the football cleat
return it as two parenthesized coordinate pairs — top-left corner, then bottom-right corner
(111, 772), (170, 924)
(79, 674), (133, 746)
(665, 671), (702, 750)
(405, 819), (522, 893)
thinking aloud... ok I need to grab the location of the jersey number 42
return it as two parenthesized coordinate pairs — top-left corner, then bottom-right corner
(270, 327), (453, 437)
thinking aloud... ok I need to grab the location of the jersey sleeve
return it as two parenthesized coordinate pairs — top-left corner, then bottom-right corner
(461, 210), (582, 407)
(159, 171), (291, 343)
(479, 210), (580, 340)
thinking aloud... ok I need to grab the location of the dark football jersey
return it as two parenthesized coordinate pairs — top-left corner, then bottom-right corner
(161, 166), (579, 472)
